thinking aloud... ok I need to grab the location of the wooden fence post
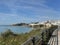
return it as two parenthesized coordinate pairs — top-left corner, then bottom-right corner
(32, 37), (35, 45)
(41, 32), (44, 45)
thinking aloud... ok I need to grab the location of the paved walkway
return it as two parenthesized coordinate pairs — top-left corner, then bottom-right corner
(48, 29), (60, 45)
(48, 29), (57, 45)
(58, 30), (60, 45)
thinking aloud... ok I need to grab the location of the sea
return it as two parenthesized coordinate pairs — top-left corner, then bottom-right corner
(0, 25), (32, 34)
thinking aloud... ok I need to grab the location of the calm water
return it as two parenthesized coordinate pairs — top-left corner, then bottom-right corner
(0, 25), (32, 34)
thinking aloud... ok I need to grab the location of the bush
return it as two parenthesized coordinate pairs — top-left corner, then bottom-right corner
(1, 29), (17, 38)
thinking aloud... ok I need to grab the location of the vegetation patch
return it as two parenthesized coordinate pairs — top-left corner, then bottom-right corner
(0, 25), (58, 45)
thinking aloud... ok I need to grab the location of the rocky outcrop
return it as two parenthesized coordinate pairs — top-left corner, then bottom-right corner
(12, 23), (29, 26)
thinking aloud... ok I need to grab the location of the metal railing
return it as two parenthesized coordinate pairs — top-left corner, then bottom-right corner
(21, 26), (58, 45)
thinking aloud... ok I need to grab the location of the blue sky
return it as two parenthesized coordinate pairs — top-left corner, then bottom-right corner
(0, 0), (60, 25)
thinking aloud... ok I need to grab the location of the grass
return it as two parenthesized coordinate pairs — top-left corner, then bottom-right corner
(0, 29), (41, 45)
(0, 25), (58, 45)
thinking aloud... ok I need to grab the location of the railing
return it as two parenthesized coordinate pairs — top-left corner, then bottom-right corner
(21, 26), (58, 45)
(21, 36), (42, 45)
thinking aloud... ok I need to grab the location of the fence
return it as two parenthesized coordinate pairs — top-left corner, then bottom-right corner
(21, 25), (58, 45)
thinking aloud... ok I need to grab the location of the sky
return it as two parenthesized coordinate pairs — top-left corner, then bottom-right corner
(0, 0), (60, 25)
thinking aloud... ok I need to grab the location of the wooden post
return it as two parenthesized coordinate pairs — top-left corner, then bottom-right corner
(32, 37), (35, 45)
(41, 32), (44, 45)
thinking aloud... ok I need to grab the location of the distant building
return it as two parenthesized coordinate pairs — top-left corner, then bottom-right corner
(29, 20), (52, 28)
(49, 20), (60, 25)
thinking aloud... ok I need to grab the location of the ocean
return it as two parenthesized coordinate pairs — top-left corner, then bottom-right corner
(0, 25), (32, 34)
